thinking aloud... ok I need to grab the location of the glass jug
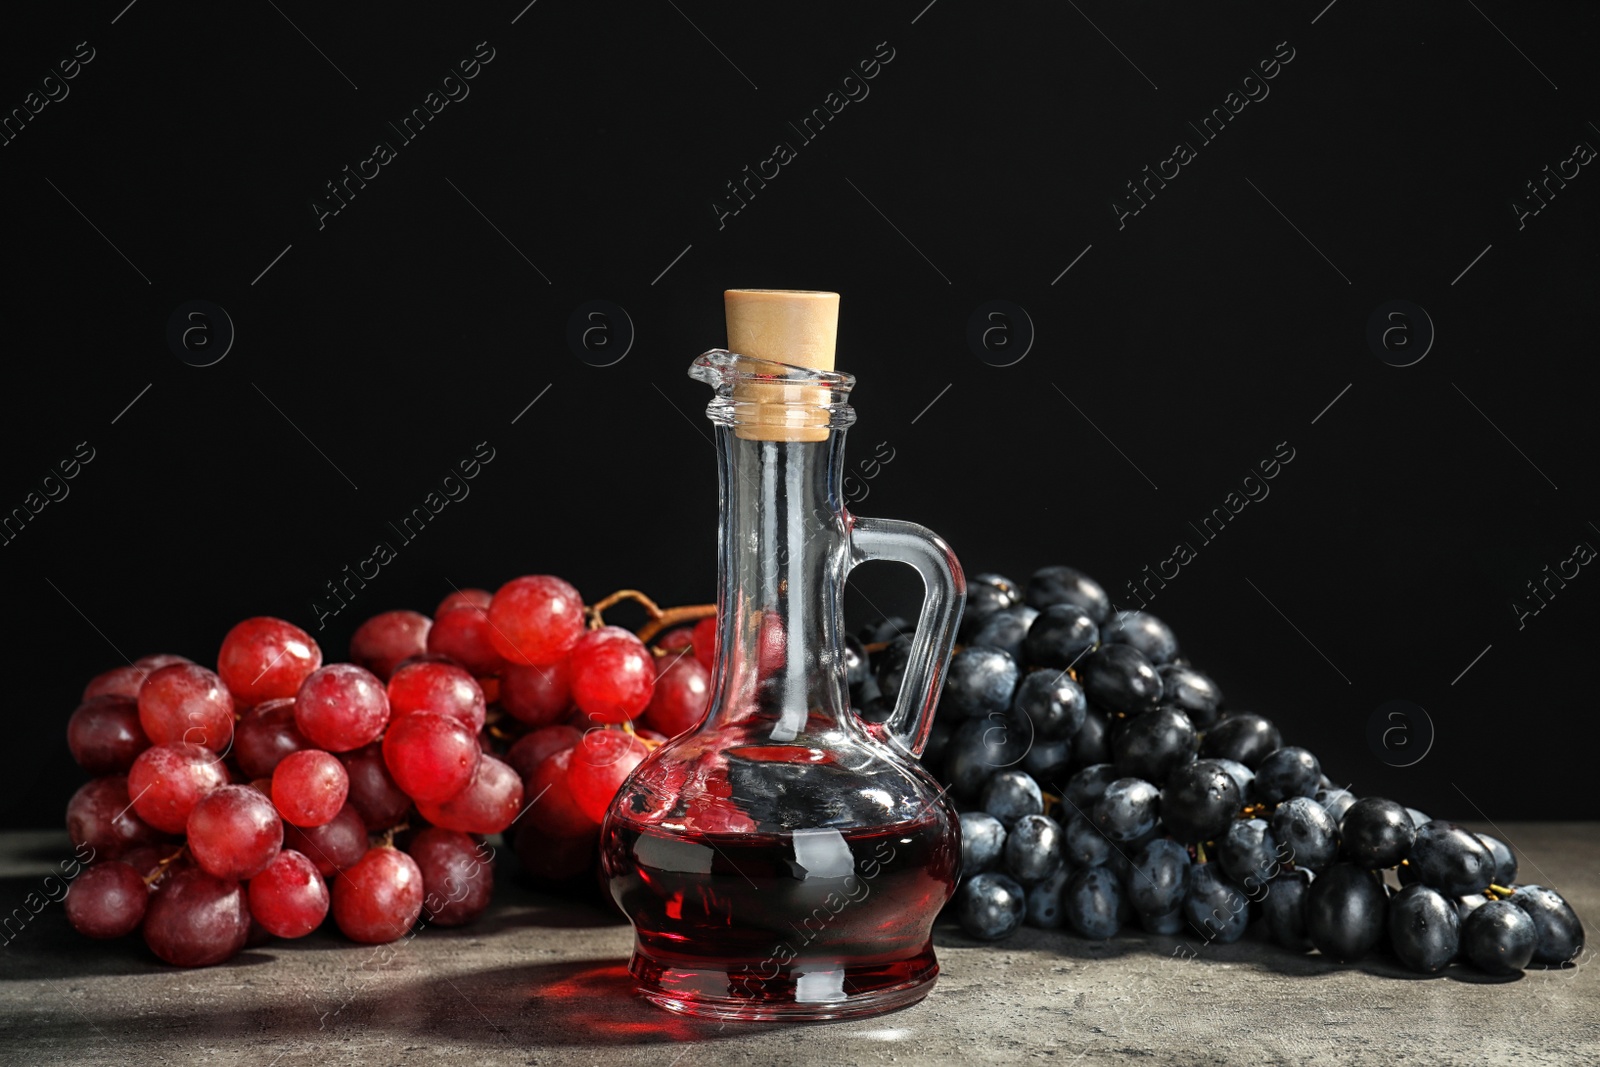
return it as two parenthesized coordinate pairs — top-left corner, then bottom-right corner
(601, 345), (965, 1021)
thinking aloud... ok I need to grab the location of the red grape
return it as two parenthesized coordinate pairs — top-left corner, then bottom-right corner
(436, 588), (492, 615)
(387, 660), (486, 731)
(486, 575), (585, 666)
(656, 627), (695, 653)
(506, 725), (581, 782)
(642, 651), (711, 737)
(499, 658), (572, 727)
(691, 615), (718, 669)
(349, 610), (432, 681)
(137, 664), (235, 752)
(66, 775), (168, 859)
(294, 664), (390, 752)
(283, 802), (367, 877)
(636, 728), (669, 744)
(217, 617), (322, 705)
(271, 750), (349, 828)
(525, 748), (600, 838)
(82, 655), (194, 702)
(426, 606), (507, 677)
(68, 696), (151, 774)
(568, 627), (655, 724)
(127, 744), (229, 835)
(567, 730), (649, 824)
(382, 711), (479, 802)
(338, 744), (411, 831)
(408, 828), (494, 926)
(332, 847), (424, 944)
(65, 861), (149, 939)
(232, 698), (308, 779)
(118, 843), (178, 881)
(513, 820), (596, 883)
(415, 754), (523, 835)
(143, 867), (251, 966)
(248, 849), (329, 938)
(186, 784), (283, 880)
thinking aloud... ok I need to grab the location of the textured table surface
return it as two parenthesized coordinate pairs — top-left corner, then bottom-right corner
(1, 824), (1596, 1067)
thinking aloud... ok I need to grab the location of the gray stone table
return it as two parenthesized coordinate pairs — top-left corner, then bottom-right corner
(2, 824), (1596, 1066)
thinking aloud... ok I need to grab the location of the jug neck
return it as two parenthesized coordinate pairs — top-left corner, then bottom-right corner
(705, 423), (858, 741)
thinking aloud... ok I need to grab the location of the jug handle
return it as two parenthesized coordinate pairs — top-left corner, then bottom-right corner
(848, 516), (965, 757)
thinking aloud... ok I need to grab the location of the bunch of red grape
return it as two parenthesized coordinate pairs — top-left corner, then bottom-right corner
(62, 576), (715, 967)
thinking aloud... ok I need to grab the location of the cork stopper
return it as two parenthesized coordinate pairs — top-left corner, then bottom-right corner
(726, 290), (839, 442)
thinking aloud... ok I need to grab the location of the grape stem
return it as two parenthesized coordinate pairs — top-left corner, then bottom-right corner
(586, 588), (716, 644)
(1489, 883), (1516, 896)
(143, 845), (188, 886)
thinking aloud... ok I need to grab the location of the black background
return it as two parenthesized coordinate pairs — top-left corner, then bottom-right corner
(2, 2), (1596, 827)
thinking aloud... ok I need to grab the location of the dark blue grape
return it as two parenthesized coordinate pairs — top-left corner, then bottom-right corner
(1026, 565), (1111, 624)
(1478, 835), (1517, 886)
(923, 717), (952, 769)
(1183, 864), (1250, 944)
(1508, 885), (1585, 965)
(1011, 671), (1087, 741)
(856, 694), (893, 724)
(1212, 758), (1256, 801)
(1158, 665), (1223, 728)
(1409, 822), (1495, 896)
(961, 573), (1022, 638)
(979, 770), (1043, 827)
(1305, 863), (1388, 961)
(1069, 708), (1112, 768)
(958, 811), (1006, 875)
(1064, 764), (1120, 811)
(944, 713), (1030, 797)
(1252, 746), (1321, 805)
(966, 606), (1038, 662)
(1126, 837), (1191, 917)
(942, 647), (1021, 719)
(1003, 814), (1064, 885)
(1063, 812), (1112, 868)
(956, 871), (1025, 941)
(1092, 778), (1160, 842)
(1388, 884), (1460, 974)
(1105, 827), (1158, 883)
(1315, 786), (1357, 824)
(863, 617), (912, 644)
(1079, 645), (1162, 715)
(1339, 797), (1416, 869)
(1270, 796), (1339, 873)
(1139, 906), (1185, 935)
(1023, 604), (1099, 670)
(1461, 899), (1536, 974)
(1064, 867), (1126, 939)
(1157, 760), (1239, 845)
(1218, 818), (1281, 893)
(844, 634), (870, 694)
(872, 634), (913, 703)
(1406, 807), (1431, 830)
(1199, 713), (1281, 769)
(1102, 611), (1179, 666)
(1456, 893), (1490, 921)
(1112, 707), (1196, 783)
(1261, 868), (1313, 951)
(1024, 866), (1069, 929)
(1022, 736), (1072, 783)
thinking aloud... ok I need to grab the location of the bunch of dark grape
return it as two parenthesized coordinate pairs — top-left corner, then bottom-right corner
(62, 578), (714, 966)
(858, 566), (1585, 978)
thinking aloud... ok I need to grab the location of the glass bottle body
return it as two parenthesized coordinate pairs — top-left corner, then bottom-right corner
(601, 351), (964, 1021)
